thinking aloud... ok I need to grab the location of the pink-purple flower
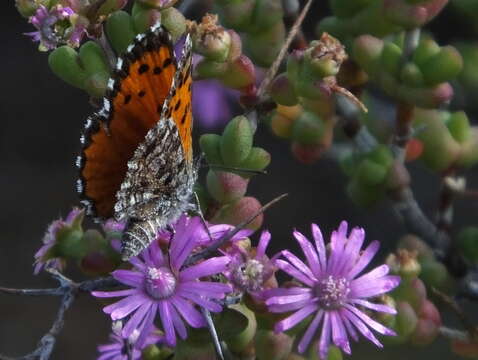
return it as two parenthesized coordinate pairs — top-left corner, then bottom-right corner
(34, 207), (84, 274)
(25, 4), (86, 50)
(97, 321), (162, 360)
(92, 216), (239, 347)
(223, 230), (278, 298)
(263, 221), (400, 359)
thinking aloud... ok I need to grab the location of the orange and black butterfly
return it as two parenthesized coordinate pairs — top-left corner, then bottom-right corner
(76, 24), (195, 259)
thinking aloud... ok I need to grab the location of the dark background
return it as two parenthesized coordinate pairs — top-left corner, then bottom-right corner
(1, 0), (477, 359)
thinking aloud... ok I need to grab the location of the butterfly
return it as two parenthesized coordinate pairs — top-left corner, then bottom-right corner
(76, 24), (196, 260)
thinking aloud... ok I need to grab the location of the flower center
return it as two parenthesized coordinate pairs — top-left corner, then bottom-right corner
(145, 266), (177, 300)
(231, 259), (264, 292)
(316, 275), (350, 310)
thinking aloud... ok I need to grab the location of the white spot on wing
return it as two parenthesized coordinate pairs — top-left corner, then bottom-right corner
(75, 155), (82, 168)
(116, 58), (123, 70)
(80, 135), (85, 144)
(85, 118), (92, 129)
(127, 44), (134, 53)
(76, 179), (83, 192)
(107, 78), (115, 90)
(136, 33), (145, 41)
(103, 98), (110, 112)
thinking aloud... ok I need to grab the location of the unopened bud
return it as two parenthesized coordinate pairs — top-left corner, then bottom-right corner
(305, 33), (347, 78)
(190, 14), (232, 62)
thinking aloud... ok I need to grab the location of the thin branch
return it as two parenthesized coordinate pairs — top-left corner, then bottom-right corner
(186, 193), (288, 266)
(439, 326), (471, 342)
(256, 0), (314, 99)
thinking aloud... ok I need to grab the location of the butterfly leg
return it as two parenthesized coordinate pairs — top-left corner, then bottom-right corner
(192, 191), (214, 243)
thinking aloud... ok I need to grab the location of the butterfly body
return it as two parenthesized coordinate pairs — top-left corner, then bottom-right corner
(77, 24), (195, 259)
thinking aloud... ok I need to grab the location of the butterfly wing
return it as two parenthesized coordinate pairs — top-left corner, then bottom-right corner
(116, 34), (195, 259)
(77, 25), (177, 220)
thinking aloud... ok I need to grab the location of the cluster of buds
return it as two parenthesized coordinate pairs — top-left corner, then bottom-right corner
(200, 116), (270, 230)
(456, 43), (478, 114)
(412, 109), (478, 172)
(190, 14), (256, 99)
(384, 247), (443, 346)
(318, 0), (448, 40)
(353, 35), (462, 108)
(214, 0), (286, 67)
(268, 34), (348, 164)
(341, 145), (411, 207)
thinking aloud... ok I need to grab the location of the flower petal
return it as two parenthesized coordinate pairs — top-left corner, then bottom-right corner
(344, 304), (396, 336)
(159, 300), (176, 346)
(256, 230), (271, 259)
(104, 294), (149, 320)
(334, 227), (365, 276)
(274, 303), (318, 332)
(298, 310), (324, 353)
(179, 281), (232, 298)
(280, 250), (317, 282)
(346, 240), (379, 279)
(170, 304), (188, 340)
(350, 275), (400, 298)
(293, 230), (321, 277)
(171, 217), (201, 270)
(178, 291), (223, 312)
(112, 270), (144, 287)
(122, 301), (152, 338)
(179, 256), (230, 281)
(319, 312), (331, 360)
(341, 308), (383, 347)
(171, 296), (206, 328)
(352, 299), (397, 314)
(92, 289), (137, 298)
(311, 223), (326, 272)
(330, 310), (351, 355)
(275, 259), (315, 287)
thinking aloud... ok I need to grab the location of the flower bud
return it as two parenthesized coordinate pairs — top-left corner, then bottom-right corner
(447, 111), (470, 144)
(400, 62), (425, 87)
(200, 133), (223, 165)
(304, 33), (347, 78)
(347, 177), (385, 207)
(412, 37), (441, 67)
(353, 35), (384, 74)
(291, 142), (324, 164)
(160, 7), (186, 42)
(270, 73), (298, 106)
(452, 339), (478, 358)
(215, 0), (255, 31)
(356, 158), (388, 186)
(191, 14), (232, 62)
(221, 54), (256, 89)
(457, 127), (478, 168)
(375, 295), (397, 327)
(397, 234), (434, 261)
(132, 2), (161, 34)
(405, 138), (424, 161)
(410, 318), (439, 346)
(212, 197), (263, 230)
(395, 301), (418, 338)
(380, 41), (402, 76)
(239, 147), (271, 177)
(49, 46), (88, 90)
(16, 0), (38, 17)
(105, 10), (136, 54)
(80, 251), (117, 276)
(79, 41), (111, 97)
(207, 170), (249, 204)
(387, 249), (421, 280)
(386, 160), (411, 190)
(383, 0), (448, 29)
(220, 116), (254, 167)
(292, 112), (325, 145)
(255, 329), (293, 360)
(243, 22), (285, 67)
(420, 45), (463, 85)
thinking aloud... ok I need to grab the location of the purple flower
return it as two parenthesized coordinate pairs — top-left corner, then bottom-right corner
(103, 219), (126, 253)
(92, 216), (235, 347)
(192, 78), (236, 129)
(25, 4), (86, 50)
(224, 230), (278, 298)
(263, 222), (400, 359)
(97, 321), (162, 360)
(34, 207), (84, 274)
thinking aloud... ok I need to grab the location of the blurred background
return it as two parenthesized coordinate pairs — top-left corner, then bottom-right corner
(1, 0), (478, 358)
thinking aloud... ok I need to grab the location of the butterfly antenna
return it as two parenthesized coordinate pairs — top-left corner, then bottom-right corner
(193, 192), (214, 243)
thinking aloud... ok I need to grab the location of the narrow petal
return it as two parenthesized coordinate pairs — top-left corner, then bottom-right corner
(319, 312), (331, 360)
(342, 308), (382, 347)
(334, 227), (365, 276)
(135, 303), (158, 348)
(170, 304), (188, 340)
(171, 296), (206, 328)
(345, 305), (396, 336)
(350, 275), (400, 298)
(274, 304), (318, 332)
(262, 287), (311, 299)
(104, 294), (148, 319)
(179, 281), (232, 298)
(268, 298), (315, 313)
(340, 309), (359, 341)
(352, 299), (397, 314)
(298, 310), (324, 353)
(142, 246), (154, 267)
(159, 300), (176, 346)
(311, 224), (326, 272)
(92, 289), (137, 298)
(330, 311), (351, 354)
(179, 291), (223, 312)
(293, 231), (321, 277)
(174, 217), (203, 270)
(266, 291), (313, 305)
(122, 302), (152, 338)
(327, 223), (348, 275)
(281, 250), (317, 281)
(112, 270), (144, 287)
(346, 240), (379, 279)
(275, 259), (315, 287)
(256, 230), (271, 259)
(179, 256), (230, 281)
(129, 257), (146, 272)
(352, 264), (390, 285)
(149, 240), (165, 266)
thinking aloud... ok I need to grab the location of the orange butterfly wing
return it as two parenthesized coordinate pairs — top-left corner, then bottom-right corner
(77, 26), (178, 219)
